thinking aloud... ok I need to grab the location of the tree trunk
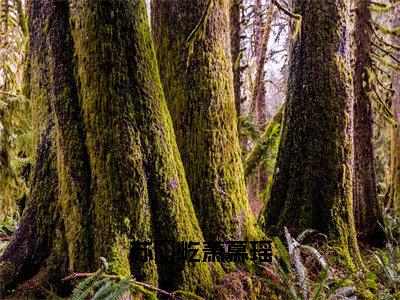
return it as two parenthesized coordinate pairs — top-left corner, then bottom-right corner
(388, 6), (400, 211)
(0, 0), (212, 297)
(230, 0), (242, 116)
(352, 0), (384, 246)
(252, 5), (277, 199)
(261, 0), (361, 267)
(151, 0), (261, 241)
(252, 4), (276, 131)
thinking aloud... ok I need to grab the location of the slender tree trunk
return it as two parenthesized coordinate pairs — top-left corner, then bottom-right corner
(389, 6), (400, 211)
(248, 4), (276, 211)
(152, 0), (261, 241)
(261, 0), (361, 267)
(250, 0), (263, 116)
(352, 0), (384, 246)
(253, 4), (276, 131)
(230, 0), (242, 116)
(0, 0), (212, 297)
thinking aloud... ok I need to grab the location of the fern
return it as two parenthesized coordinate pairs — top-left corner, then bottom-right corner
(70, 258), (203, 300)
(71, 268), (107, 300)
(371, 212), (400, 296)
(262, 228), (356, 300)
(238, 115), (261, 142)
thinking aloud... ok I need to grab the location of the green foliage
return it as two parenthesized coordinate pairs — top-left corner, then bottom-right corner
(0, 0), (30, 217)
(71, 268), (157, 300)
(371, 1), (400, 13)
(0, 92), (31, 216)
(370, 211), (400, 298)
(71, 258), (204, 300)
(238, 115), (261, 143)
(382, 211), (400, 242)
(0, 0), (26, 92)
(0, 210), (19, 255)
(365, 0), (400, 129)
(260, 228), (356, 299)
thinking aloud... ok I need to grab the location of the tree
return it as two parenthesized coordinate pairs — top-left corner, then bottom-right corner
(151, 0), (260, 240)
(230, 0), (242, 116)
(352, 0), (385, 245)
(261, 0), (361, 266)
(388, 4), (400, 211)
(0, 0), (212, 297)
(252, 4), (277, 131)
(249, 4), (277, 203)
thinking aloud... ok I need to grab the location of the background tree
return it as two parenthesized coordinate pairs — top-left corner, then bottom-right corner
(0, 0), (30, 217)
(352, 0), (385, 245)
(151, 0), (260, 241)
(388, 3), (400, 210)
(0, 0), (212, 297)
(230, 0), (242, 116)
(261, 0), (361, 266)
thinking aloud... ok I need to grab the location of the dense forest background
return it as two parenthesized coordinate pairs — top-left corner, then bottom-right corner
(0, 0), (399, 299)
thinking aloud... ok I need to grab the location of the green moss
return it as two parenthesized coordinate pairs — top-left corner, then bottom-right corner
(68, 0), (213, 294)
(261, 0), (362, 268)
(152, 0), (263, 245)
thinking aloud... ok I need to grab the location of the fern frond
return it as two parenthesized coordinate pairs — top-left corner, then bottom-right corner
(70, 268), (106, 300)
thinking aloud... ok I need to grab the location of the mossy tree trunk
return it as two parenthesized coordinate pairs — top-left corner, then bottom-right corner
(230, 0), (242, 116)
(261, 0), (361, 266)
(151, 0), (261, 241)
(352, 0), (384, 246)
(388, 6), (400, 211)
(252, 4), (276, 131)
(0, 0), (212, 297)
(251, 4), (277, 201)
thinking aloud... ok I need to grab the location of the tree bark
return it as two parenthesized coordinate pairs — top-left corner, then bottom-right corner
(0, 0), (212, 297)
(352, 0), (384, 246)
(245, 105), (284, 177)
(248, 5), (277, 205)
(230, 0), (242, 116)
(252, 4), (276, 131)
(261, 0), (361, 267)
(151, 0), (261, 241)
(388, 5), (400, 211)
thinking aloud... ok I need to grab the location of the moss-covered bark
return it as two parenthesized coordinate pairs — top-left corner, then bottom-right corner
(388, 6), (400, 211)
(245, 105), (284, 177)
(260, 0), (361, 267)
(352, 0), (384, 246)
(0, 0), (212, 296)
(252, 4), (276, 131)
(0, 2), (68, 295)
(230, 0), (241, 116)
(152, 0), (261, 241)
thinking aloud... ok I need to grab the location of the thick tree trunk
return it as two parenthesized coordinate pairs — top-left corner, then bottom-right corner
(261, 0), (361, 266)
(388, 6), (400, 211)
(352, 0), (384, 246)
(230, 0), (242, 116)
(152, 0), (261, 241)
(0, 0), (212, 297)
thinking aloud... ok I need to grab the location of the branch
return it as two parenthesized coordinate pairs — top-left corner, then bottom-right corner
(371, 20), (400, 37)
(372, 42), (400, 64)
(271, 0), (301, 20)
(372, 27), (400, 51)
